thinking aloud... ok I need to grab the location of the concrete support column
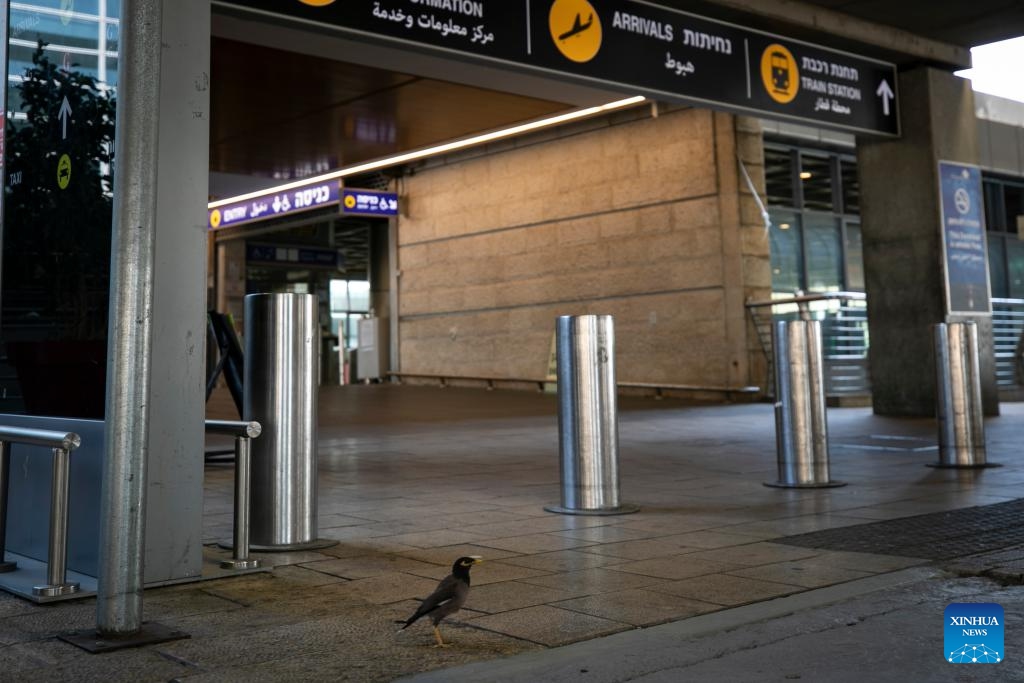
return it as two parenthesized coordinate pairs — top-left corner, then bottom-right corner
(145, 0), (211, 582)
(857, 67), (998, 417)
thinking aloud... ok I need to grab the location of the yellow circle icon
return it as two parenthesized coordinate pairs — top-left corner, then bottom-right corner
(549, 0), (602, 63)
(761, 44), (799, 104)
(57, 154), (71, 190)
(298, 0), (336, 6)
(344, 195), (356, 209)
(209, 209), (222, 229)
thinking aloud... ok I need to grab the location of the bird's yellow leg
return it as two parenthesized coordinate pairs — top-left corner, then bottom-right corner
(432, 626), (450, 648)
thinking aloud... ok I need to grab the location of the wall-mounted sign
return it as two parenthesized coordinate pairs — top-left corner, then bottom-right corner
(222, 0), (899, 136)
(209, 179), (340, 230)
(341, 188), (399, 217)
(246, 243), (344, 269)
(938, 161), (991, 315)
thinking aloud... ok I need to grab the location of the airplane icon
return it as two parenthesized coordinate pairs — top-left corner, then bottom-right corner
(559, 12), (593, 41)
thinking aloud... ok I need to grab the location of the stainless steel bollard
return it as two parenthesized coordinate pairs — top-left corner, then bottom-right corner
(766, 320), (845, 488)
(245, 294), (335, 551)
(931, 322), (998, 468)
(545, 315), (638, 515)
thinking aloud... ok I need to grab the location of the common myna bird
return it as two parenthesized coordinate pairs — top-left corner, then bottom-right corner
(397, 555), (483, 647)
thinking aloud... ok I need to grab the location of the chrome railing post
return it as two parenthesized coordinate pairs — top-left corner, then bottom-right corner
(0, 442), (15, 573)
(32, 447), (80, 597)
(206, 419), (262, 569)
(223, 434), (258, 569)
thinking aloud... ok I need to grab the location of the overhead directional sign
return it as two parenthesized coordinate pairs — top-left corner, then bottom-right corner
(221, 0), (899, 136)
(208, 178), (340, 230)
(341, 188), (399, 217)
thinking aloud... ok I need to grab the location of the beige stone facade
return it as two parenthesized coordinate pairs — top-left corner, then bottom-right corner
(394, 105), (770, 392)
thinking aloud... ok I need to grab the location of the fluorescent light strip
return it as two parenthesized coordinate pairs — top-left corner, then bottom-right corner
(209, 95), (646, 209)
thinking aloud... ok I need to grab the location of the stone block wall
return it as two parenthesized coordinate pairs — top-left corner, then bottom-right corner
(395, 105), (769, 390)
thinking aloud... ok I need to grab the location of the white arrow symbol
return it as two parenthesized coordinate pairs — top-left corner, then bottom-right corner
(58, 96), (72, 139)
(876, 79), (894, 116)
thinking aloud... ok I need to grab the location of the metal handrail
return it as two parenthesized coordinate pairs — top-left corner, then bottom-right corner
(0, 426), (82, 597)
(386, 372), (760, 397)
(205, 420), (262, 570)
(746, 291), (866, 310)
(746, 292), (870, 398)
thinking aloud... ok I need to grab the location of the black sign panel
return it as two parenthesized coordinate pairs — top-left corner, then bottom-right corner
(221, 0), (899, 136)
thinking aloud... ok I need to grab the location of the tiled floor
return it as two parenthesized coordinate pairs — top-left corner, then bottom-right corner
(3, 384), (1021, 682)
(199, 384), (1022, 649)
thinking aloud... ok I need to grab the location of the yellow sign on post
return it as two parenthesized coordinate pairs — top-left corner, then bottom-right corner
(57, 154), (71, 190)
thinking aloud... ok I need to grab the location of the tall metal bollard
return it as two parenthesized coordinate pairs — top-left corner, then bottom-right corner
(545, 315), (638, 515)
(245, 293), (336, 551)
(766, 320), (845, 488)
(931, 322), (999, 468)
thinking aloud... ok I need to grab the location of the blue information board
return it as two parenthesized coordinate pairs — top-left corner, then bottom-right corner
(342, 188), (399, 217)
(938, 161), (991, 315)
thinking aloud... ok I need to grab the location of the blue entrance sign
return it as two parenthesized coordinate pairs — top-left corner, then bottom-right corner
(938, 161), (991, 315)
(342, 188), (399, 217)
(209, 179), (340, 230)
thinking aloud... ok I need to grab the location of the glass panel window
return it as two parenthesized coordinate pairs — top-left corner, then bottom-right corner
(348, 281), (371, 312)
(329, 279), (349, 311)
(1007, 239), (1024, 299)
(764, 147), (796, 206)
(840, 158), (859, 215)
(769, 209), (803, 293)
(803, 214), (843, 292)
(988, 236), (1008, 299)
(799, 153), (834, 212)
(1005, 183), (1024, 234)
(844, 222), (864, 292)
(984, 180), (1006, 232)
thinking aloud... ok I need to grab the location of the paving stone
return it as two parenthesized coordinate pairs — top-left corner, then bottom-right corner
(467, 604), (630, 647)
(396, 544), (522, 566)
(728, 561), (875, 588)
(320, 572), (442, 605)
(466, 581), (587, 614)
(553, 525), (661, 543)
(516, 567), (669, 594)
(399, 560), (552, 586)
(576, 537), (703, 560)
(681, 542), (822, 566)
(646, 573), (803, 605)
(612, 556), (746, 581)
(553, 588), (720, 626)
(498, 550), (628, 573)
(300, 554), (441, 580)
(475, 534), (597, 554)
